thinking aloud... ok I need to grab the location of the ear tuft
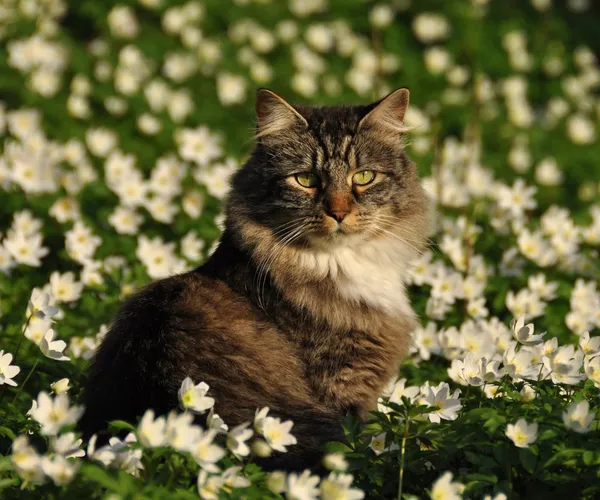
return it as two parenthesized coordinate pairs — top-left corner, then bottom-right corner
(359, 88), (411, 134)
(255, 89), (308, 141)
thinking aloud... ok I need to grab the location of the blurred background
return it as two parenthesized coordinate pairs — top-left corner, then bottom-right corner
(2, 0), (600, 194)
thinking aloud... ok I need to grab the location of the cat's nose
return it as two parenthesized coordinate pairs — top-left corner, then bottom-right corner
(326, 209), (350, 223)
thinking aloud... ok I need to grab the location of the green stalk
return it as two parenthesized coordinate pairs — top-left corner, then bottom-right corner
(0, 315), (33, 405)
(12, 357), (40, 403)
(397, 415), (410, 500)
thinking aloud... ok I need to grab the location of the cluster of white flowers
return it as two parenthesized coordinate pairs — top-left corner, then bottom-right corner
(12, 391), (84, 486)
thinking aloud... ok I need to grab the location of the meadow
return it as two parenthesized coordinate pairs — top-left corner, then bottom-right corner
(1, 0), (600, 498)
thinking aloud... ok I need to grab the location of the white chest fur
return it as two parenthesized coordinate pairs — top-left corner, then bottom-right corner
(298, 236), (417, 318)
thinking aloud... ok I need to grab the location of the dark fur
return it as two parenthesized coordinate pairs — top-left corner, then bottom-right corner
(81, 90), (429, 470)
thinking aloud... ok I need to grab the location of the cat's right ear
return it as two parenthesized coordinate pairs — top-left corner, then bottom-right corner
(255, 89), (308, 141)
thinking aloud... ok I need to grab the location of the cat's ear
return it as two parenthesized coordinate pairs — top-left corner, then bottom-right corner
(358, 88), (410, 134)
(255, 88), (308, 141)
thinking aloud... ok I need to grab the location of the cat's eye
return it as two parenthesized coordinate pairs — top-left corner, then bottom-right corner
(294, 172), (319, 188)
(352, 171), (376, 186)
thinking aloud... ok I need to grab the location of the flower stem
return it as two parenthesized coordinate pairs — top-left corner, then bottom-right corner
(12, 357), (40, 403)
(0, 315), (33, 406)
(397, 415), (410, 500)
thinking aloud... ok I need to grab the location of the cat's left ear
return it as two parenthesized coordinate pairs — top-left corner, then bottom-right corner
(255, 88), (308, 141)
(358, 88), (410, 133)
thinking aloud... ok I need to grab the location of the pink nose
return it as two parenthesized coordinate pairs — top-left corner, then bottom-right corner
(326, 209), (350, 223)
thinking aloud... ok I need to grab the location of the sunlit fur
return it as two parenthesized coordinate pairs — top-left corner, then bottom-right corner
(83, 89), (432, 471)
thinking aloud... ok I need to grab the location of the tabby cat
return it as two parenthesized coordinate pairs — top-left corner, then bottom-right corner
(82, 88), (431, 470)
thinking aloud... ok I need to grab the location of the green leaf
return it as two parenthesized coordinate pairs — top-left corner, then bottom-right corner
(464, 473), (498, 484)
(0, 426), (16, 440)
(0, 457), (13, 472)
(342, 412), (361, 445)
(0, 478), (19, 489)
(325, 441), (354, 454)
(519, 448), (537, 474)
(79, 464), (124, 492)
(108, 420), (137, 432)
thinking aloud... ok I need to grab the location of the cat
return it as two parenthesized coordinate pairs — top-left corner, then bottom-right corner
(81, 87), (432, 470)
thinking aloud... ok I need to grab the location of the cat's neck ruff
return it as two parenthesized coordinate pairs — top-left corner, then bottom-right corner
(238, 219), (420, 320)
(295, 234), (417, 318)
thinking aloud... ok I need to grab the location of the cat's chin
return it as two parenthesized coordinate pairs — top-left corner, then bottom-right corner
(306, 229), (369, 251)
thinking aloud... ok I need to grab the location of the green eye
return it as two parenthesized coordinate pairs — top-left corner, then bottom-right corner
(352, 171), (376, 186)
(294, 172), (319, 188)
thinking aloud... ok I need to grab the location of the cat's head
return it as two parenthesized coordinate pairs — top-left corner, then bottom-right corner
(227, 89), (431, 252)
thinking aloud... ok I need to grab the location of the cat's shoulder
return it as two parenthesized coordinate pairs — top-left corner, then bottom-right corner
(116, 270), (252, 327)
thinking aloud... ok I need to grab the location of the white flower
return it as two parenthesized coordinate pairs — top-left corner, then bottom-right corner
(197, 467), (249, 499)
(567, 114), (595, 145)
(86, 127), (118, 157)
(107, 6), (139, 39)
(563, 400), (594, 433)
(320, 473), (364, 500)
(585, 355), (600, 388)
(49, 271), (84, 303)
(178, 377), (215, 414)
(30, 392), (84, 436)
(503, 342), (540, 380)
(369, 433), (399, 456)
(181, 231), (204, 262)
(50, 378), (70, 394)
(194, 159), (237, 200)
(42, 455), (80, 486)
(177, 126), (222, 167)
(11, 435), (45, 485)
(424, 46), (451, 75)
(226, 423), (253, 458)
(430, 471), (463, 500)
(0, 350), (21, 387)
(197, 470), (223, 500)
(543, 345), (585, 385)
(40, 329), (70, 361)
(108, 205), (143, 235)
(506, 418), (538, 448)
(286, 469), (321, 500)
(369, 4), (394, 28)
(28, 289), (59, 320)
(216, 72), (247, 106)
(387, 378), (420, 406)
(420, 382), (462, 423)
(4, 231), (49, 267)
(165, 412), (201, 453)
(495, 179), (537, 218)
(259, 416), (297, 453)
(137, 409), (167, 448)
(511, 317), (546, 345)
(206, 407), (228, 433)
(222, 465), (251, 489)
(449, 353), (501, 387)
(51, 432), (85, 458)
(88, 433), (143, 475)
(411, 323), (441, 360)
(323, 453), (348, 472)
(413, 13), (450, 43)
(191, 428), (225, 473)
(266, 470), (287, 493)
(579, 332), (600, 356)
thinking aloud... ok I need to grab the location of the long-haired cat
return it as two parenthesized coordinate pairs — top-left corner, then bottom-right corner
(82, 88), (431, 469)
